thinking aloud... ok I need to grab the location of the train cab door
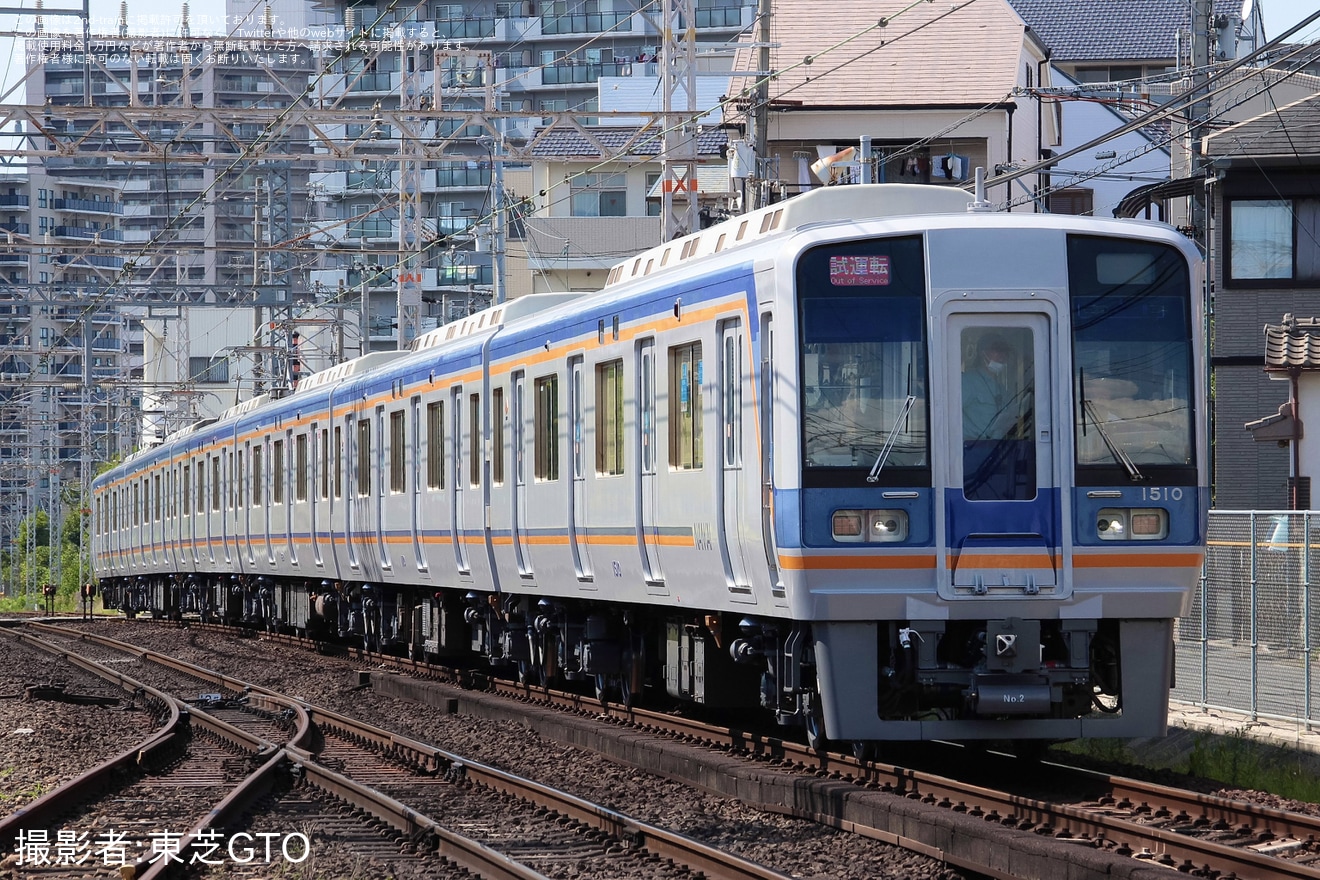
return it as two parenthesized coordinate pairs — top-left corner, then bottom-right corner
(940, 314), (1065, 598)
(718, 320), (753, 600)
(636, 337), (665, 591)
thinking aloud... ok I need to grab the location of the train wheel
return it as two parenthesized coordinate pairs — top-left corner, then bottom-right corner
(517, 660), (542, 687)
(852, 741), (878, 764)
(594, 673), (611, 703)
(805, 695), (828, 753)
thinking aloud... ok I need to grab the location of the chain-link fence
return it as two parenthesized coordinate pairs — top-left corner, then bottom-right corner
(1173, 511), (1320, 727)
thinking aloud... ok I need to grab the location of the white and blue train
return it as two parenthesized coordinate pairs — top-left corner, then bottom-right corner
(92, 183), (1207, 748)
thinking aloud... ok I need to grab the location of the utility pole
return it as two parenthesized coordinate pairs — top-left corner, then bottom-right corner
(661, 0), (700, 240)
(749, 0), (772, 210)
(396, 36), (425, 350)
(1189, 0), (1212, 247)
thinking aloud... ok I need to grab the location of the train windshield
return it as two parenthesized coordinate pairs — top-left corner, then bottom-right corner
(1068, 235), (1196, 484)
(796, 236), (928, 484)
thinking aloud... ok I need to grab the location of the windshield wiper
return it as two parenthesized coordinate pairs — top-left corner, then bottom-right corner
(1082, 399), (1145, 482)
(867, 395), (916, 483)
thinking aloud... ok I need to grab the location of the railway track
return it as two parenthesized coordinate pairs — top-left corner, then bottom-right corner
(43, 617), (1320, 880)
(7, 623), (799, 880)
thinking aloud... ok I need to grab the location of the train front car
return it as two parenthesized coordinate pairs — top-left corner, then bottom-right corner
(774, 206), (1205, 747)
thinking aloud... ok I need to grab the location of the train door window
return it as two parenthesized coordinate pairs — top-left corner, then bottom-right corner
(668, 342), (703, 469)
(182, 463), (191, 512)
(356, 418), (371, 496)
(237, 450), (245, 508)
(426, 401), (444, 489)
(196, 460), (205, 513)
(132, 481), (139, 525)
(228, 452), (235, 509)
(154, 474), (162, 521)
(596, 359), (624, 475)
(296, 433), (309, 501)
(959, 326), (1036, 501)
(513, 375), (525, 485)
(273, 439), (285, 504)
(333, 426), (343, 498)
(571, 363), (585, 481)
(375, 407), (386, 498)
(252, 446), (263, 506)
(535, 374), (559, 481)
(390, 410), (406, 493)
(641, 346), (655, 475)
(211, 456), (221, 511)
(320, 428), (329, 499)
(492, 387), (505, 485)
(723, 332), (740, 466)
(469, 393), (481, 487)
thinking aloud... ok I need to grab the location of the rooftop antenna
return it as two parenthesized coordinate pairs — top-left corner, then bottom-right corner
(118, 1), (128, 38)
(180, 2), (190, 38)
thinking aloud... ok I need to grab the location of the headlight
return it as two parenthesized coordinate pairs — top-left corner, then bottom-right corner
(833, 509), (908, 543)
(1097, 507), (1167, 540)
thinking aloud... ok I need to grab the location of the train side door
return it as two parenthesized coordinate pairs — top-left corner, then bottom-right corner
(344, 415), (359, 572)
(409, 398), (426, 572)
(568, 355), (593, 582)
(636, 337), (665, 590)
(718, 320), (753, 599)
(451, 385), (470, 574)
(511, 372), (532, 576)
(310, 424), (322, 567)
(941, 313), (1063, 597)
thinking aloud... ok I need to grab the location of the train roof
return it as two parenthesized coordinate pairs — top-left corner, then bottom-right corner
(605, 184), (974, 287)
(411, 292), (587, 351)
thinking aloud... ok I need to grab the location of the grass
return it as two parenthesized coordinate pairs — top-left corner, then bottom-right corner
(1057, 729), (1320, 804)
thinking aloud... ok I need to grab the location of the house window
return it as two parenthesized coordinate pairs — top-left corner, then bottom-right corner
(190, 356), (229, 383)
(669, 342), (703, 469)
(535, 374), (559, 480)
(596, 359), (624, 474)
(1048, 188), (1094, 216)
(1229, 198), (1320, 282)
(571, 173), (627, 217)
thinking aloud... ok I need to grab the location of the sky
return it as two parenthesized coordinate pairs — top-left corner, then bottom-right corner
(0, 0), (1317, 94)
(0, 0), (1315, 115)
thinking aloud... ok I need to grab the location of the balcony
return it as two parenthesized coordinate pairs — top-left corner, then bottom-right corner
(436, 17), (495, 39)
(542, 62), (631, 86)
(542, 10), (632, 35)
(0, 222), (29, 236)
(52, 227), (124, 242)
(688, 6), (749, 28)
(52, 198), (124, 215)
(0, 195), (28, 208)
(54, 254), (126, 270)
(345, 219), (396, 240)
